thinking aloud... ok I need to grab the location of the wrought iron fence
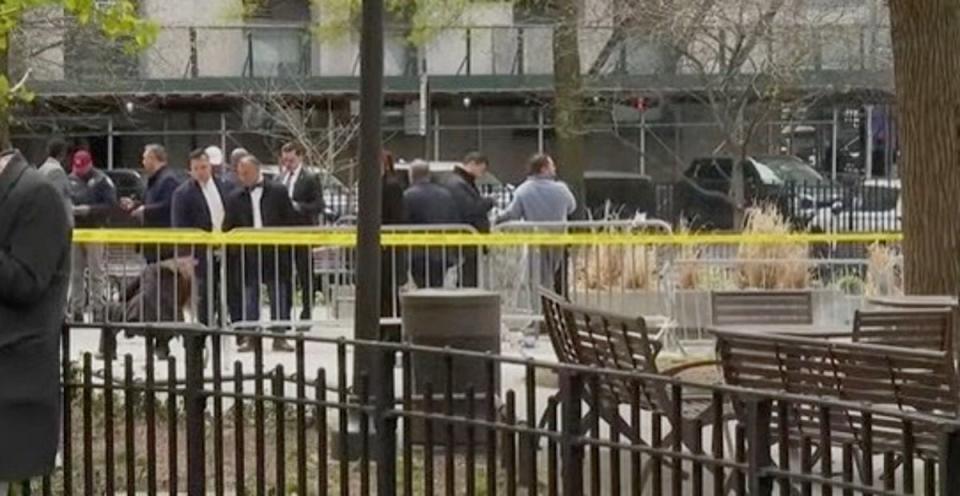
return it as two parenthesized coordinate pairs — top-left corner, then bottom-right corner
(16, 322), (959, 495)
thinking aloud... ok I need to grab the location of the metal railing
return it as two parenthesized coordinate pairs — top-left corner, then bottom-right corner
(69, 226), (901, 342)
(21, 23), (893, 84)
(23, 322), (960, 495)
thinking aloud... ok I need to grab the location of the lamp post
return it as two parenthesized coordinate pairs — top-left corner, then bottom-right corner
(355, 0), (384, 352)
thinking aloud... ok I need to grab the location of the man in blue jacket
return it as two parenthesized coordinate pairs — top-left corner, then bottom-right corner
(125, 144), (182, 263)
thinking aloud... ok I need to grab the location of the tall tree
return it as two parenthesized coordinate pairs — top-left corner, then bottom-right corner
(549, 0), (585, 204)
(0, 0), (156, 149)
(889, 0), (960, 295)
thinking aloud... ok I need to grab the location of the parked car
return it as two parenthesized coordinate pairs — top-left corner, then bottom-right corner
(583, 171), (657, 220)
(105, 169), (146, 204)
(809, 179), (901, 233)
(675, 155), (838, 229)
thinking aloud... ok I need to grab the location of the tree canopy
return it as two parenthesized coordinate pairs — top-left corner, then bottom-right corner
(0, 0), (156, 147)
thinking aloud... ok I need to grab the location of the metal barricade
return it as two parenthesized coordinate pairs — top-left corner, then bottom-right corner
(70, 230), (214, 359)
(222, 224), (481, 334)
(488, 219), (673, 333)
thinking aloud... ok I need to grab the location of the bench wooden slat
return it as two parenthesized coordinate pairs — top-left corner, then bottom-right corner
(712, 291), (813, 326)
(716, 328), (960, 461)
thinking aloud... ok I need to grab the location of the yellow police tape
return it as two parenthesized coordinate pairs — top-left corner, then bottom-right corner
(71, 228), (905, 247)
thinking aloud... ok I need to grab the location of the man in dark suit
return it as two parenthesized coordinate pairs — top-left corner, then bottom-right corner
(403, 160), (460, 288)
(126, 144), (183, 263)
(172, 149), (228, 328)
(0, 150), (72, 489)
(443, 152), (494, 287)
(279, 142), (324, 329)
(223, 154), (296, 352)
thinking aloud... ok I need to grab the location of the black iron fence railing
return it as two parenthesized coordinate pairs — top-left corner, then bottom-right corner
(15, 322), (958, 495)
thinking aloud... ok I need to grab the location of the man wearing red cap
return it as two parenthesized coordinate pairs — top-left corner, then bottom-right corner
(66, 150), (117, 336)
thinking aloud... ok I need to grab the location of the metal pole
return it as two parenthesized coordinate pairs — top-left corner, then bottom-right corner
(219, 112), (227, 153)
(640, 109), (647, 176)
(185, 333), (207, 496)
(356, 0), (384, 336)
(107, 116), (114, 170)
(537, 107), (545, 153)
(831, 106), (839, 181)
(356, 0), (389, 488)
(865, 104), (874, 179)
(432, 110), (440, 160)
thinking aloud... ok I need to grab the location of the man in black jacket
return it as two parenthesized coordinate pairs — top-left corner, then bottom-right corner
(403, 160), (460, 288)
(172, 149), (228, 328)
(223, 154), (296, 352)
(443, 152), (494, 287)
(0, 150), (72, 489)
(126, 144), (183, 263)
(67, 149), (117, 324)
(279, 142), (324, 328)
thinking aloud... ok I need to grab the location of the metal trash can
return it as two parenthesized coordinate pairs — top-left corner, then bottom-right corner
(401, 289), (501, 445)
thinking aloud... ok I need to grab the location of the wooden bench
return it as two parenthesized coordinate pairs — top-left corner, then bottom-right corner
(711, 290), (813, 326)
(541, 289), (725, 486)
(853, 308), (953, 354)
(716, 329), (960, 461)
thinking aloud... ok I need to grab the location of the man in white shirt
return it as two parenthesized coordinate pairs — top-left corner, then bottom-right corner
(279, 142), (325, 328)
(172, 149), (228, 326)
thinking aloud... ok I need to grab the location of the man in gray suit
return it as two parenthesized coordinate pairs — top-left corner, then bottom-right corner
(37, 138), (73, 227)
(0, 150), (72, 492)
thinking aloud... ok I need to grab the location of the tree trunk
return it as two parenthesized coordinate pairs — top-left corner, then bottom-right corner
(0, 32), (10, 151)
(551, 0), (585, 211)
(890, 0), (960, 295)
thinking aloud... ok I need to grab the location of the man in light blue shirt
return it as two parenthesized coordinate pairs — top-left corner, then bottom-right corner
(498, 154), (577, 321)
(498, 154), (576, 224)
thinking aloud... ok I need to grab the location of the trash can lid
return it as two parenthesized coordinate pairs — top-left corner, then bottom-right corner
(400, 288), (500, 307)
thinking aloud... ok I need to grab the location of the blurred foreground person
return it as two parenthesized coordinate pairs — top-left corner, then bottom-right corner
(0, 150), (72, 491)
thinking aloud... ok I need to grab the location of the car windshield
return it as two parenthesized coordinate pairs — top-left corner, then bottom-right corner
(754, 157), (825, 184)
(857, 186), (900, 212)
(320, 174), (349, 192)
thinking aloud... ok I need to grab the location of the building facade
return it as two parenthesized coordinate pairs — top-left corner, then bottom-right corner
(10, 0), (894, 184)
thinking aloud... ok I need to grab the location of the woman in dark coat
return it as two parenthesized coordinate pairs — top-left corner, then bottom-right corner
(0, 151), (72, 485)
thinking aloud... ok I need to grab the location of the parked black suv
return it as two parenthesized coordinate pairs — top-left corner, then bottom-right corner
(675, 155), (834, 229)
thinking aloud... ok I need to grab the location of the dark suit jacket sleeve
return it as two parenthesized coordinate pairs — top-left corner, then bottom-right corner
(143, 175), (180, 225)
(171, 183), (191, 228)
(294, 172), (325, 218)
(0, 180), (71, 305)
(222, 191), (240, 232)
(279, 186), (298, 226)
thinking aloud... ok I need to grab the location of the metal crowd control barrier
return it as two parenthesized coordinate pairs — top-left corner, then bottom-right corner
(223, 224), (481, 334)
(70, 227), (905, 360)
(488, 219), (673, 332)
(69, 230), (215, 358)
